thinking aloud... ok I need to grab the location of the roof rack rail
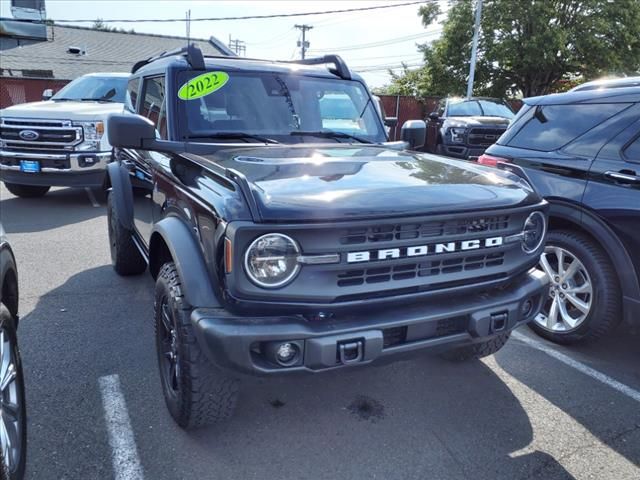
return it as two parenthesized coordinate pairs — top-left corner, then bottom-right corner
(131, 43), (205, 73)
(288, 55), (351, 80)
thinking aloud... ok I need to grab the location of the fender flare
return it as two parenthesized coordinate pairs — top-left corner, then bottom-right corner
(107, 161), (134, 230)
(547, 200), (640, 303)
(150, 216), (221, 308)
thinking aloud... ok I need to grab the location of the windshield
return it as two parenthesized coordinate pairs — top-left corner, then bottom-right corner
(176, 70), (386, 143)
(52, 75), (128, 102)
(448, 99), (514, 119)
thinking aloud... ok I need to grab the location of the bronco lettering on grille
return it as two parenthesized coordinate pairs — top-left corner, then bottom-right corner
(346, 236), (504, 263)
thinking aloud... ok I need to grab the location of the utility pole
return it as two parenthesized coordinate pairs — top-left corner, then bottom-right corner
(466, 0), (483, 99)
(228, 35), (246, 56)
(186, 9), (191, 45)
(295, 24), (313, 59)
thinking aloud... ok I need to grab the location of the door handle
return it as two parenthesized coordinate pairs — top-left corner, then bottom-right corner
(604, 171), (640, 184)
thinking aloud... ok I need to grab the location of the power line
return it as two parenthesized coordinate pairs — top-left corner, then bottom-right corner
(308, 30), (442, 53)
(9, 1), (432, 24)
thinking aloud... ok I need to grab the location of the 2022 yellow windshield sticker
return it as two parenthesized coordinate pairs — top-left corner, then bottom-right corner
(178, 72), (229, 100)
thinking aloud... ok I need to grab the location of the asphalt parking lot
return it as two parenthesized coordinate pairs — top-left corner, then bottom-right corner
(1, 184), (639, 480)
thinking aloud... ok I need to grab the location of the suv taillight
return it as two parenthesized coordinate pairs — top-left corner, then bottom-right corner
(477, 154), (511, 167)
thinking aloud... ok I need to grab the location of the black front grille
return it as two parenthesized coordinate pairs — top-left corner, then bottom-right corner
(337, 252), (505, 287)
(340, 215), (510, 246)
(467, 128), (506, 147)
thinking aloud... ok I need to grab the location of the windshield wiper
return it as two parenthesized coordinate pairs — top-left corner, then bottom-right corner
(188, 132), (280, 144)
(78, 97), (117, 102)
(290, 130), (374, 144)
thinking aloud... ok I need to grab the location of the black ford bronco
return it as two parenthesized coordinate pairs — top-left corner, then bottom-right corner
(106, 45), (549, 429)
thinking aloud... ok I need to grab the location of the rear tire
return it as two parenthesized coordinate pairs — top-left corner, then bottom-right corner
(0, 305), (27, 480)
(440, 332), (511, 361)
(154, 262), (239, 430)
(107, 192), (146, 276)
(528, 229), (621, 344)
(4, 183), (50, 198)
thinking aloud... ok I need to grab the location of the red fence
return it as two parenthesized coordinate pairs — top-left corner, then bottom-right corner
(0, 77), (70, 109)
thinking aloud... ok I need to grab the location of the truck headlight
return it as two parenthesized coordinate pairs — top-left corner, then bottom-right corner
(449, 127), (466, 144)
(244, 233), (301, 288)
(521, 212), (546, 253)
(74, 121), (104, 151)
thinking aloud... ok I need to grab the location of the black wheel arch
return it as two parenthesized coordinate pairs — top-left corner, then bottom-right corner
(149, 216), (221, 309)
(546, 199), (640, 316)
(0, 244), (19, 320)
(106, 161), (134, 230)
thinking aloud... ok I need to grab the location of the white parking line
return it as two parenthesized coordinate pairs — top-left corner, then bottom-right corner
(85, 187), (100, 207)
(512, 331), (640, 403)
(99, 375), (145, 480)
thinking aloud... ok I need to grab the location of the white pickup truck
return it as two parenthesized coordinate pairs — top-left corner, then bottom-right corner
(0, 72), (128, 198)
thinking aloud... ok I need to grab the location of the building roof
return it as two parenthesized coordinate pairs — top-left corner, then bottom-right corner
(0, 23), (227, 79)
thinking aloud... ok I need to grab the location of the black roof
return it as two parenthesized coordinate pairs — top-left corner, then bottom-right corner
(525, 86), (640, 106)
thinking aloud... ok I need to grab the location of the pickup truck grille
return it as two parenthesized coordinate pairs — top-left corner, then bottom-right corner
(0, 118), (82, 152)
(467, 128), (506, 147)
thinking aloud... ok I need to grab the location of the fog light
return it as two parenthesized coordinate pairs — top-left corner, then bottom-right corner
(276, 343), (298, 364)
(522, 299), (534, 318)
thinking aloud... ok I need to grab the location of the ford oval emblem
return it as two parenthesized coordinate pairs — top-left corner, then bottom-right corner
(19, 129), (40, 141)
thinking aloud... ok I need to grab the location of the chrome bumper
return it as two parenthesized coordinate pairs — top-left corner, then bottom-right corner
(0, 150), (111, 173)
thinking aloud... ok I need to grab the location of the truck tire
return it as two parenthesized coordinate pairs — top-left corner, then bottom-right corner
(107, 192), (146, 276)
(440, 332), (511, 361)
(4, 183), (50, 198)
(154, 262), (239, 430)
(0, 305), (27, 480)
(528, 229), (621, 344)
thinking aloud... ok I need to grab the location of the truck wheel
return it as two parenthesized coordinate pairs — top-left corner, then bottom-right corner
(0, 305), (27, 480)
(441, 332), (510, 361)
(529, 230), (621, 344)
(154, 262), (239, 430)
(4, 183), (50, 198)
(107, 192), (146, 276)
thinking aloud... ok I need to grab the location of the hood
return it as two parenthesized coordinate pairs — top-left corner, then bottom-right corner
(445, 116), (511, 127)
(199, 145), (539, 222)
(0, 100), (124, 121)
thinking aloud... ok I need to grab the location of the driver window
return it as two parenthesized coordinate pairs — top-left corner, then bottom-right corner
(141, 76), (167, 139)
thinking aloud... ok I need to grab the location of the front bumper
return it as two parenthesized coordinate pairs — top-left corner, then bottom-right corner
(192, 268), (549, 375)
(0, 150), (111, 187)
(441, 144), (487, 160)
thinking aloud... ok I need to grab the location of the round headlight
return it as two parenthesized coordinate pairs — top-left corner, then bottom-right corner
(522, 212), (546, 253)
(244, 233), (301, 288)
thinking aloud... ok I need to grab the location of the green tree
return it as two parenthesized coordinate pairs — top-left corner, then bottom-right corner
(387, 0), (640, 98)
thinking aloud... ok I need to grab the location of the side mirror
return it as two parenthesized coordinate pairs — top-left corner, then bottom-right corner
(400, 120), (426, 150)
(428, 112), (439, 122)
(107, 114), (156, 149)
(42, 89), (54, 101)
(384, 117), (398, 128)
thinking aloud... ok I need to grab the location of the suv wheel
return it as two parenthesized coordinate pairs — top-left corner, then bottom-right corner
(440, 332), (510, 361)
(529, 230), (621, 344)
(107, 192), (146, 276)
(154, 262), (239, 430)
(4, 183), (50, 198)
(0, 305), (26, 480)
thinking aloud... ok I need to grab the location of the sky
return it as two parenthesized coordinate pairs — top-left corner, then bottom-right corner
(1, 0), (446, 88)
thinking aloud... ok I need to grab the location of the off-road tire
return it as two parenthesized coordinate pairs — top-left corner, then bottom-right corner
(154, 262), (239, 430)
(4, 183), (50, 198)
(441, 332), (511, 361)
(528, 229), (621, 344)
(0, 305), (27, 480)
(107, 192), (146, 276)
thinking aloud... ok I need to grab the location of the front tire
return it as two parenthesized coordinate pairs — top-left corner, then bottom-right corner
(0, 305), (27, 480)
(4, 183), (50, 198)
(441, 332), (511, 361)
(107, 192), (146, 276)
(529, 230), (621, 344)
(154, 262), (239, 430)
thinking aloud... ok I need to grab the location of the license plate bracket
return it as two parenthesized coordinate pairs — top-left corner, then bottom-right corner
(19, 160), (41, 173)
